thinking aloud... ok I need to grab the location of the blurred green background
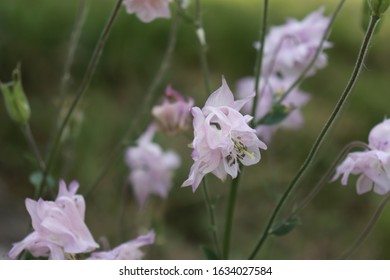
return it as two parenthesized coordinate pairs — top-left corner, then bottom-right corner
(1, 0), (390, 259)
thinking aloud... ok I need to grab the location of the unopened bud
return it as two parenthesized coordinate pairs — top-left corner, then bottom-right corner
(368, 0), (390, 16)
(0, 64), (31, 126)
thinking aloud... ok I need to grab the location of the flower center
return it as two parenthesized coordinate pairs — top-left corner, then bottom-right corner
(225, 137), (255, 166)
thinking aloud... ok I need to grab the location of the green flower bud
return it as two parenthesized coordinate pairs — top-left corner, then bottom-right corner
(0, 64), (31, 126)
(368, 0), (390, 16)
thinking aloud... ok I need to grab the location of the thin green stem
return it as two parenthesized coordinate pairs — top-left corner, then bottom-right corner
(58, 0), (88, 101)
(85, 4), (181, 196)
(202, 177), (222, 258)
(288, 141), (370, 220)
(249, 5), (380, 260)
(250, 0), (269, 126)
(223, 173), (241, 259)
(195, 0), (211, 94)
(22, 124), (46, 173)
(339, 193), (390, 259)
(37, 0), (123, 198)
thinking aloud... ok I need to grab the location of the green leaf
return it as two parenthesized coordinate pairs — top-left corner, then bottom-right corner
(256, 104), (291, 126)
(200, 245), (220, 260)
(269, 216), (300, 237)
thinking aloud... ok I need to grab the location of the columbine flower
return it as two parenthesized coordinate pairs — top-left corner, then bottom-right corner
(259, 7), (331, 78)
(333, 119), (390, 195)
(182, 78), (267, 192)
(123, 0), (171, 23)
(8, 180), (99, 260)
(152, 85), (194, 134)
(236, 75), (310, 143)
(125, 124), (180, 207)
(88, 231), (155, 260)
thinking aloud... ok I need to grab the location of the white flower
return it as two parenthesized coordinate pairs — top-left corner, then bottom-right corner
(123, 0), (171, 23)
(125, 124), (180, 207)
(259, 7), (331, 78)
(8, 180), (98, 260)
(88, 231), (155, 260)
(333, 119), (390, 195)
(182, 78), (267, 192)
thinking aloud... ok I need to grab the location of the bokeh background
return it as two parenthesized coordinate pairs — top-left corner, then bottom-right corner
(1, 0), (390, 259)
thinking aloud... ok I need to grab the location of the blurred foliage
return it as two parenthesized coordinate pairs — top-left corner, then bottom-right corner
(1, 0), (390, 259)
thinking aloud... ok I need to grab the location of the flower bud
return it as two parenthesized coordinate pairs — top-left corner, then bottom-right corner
(0, 64), (31, 126)
(368, 0), (390, 16)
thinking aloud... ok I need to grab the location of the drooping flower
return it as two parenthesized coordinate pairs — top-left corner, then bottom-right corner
(88, 231), (155, 260)
(333, 119), (390, 195)
(152, 85), (194, 134)
(123, 0), (171, 23)
(125, 124), (180, 207)
(258, 7), (331, 78)
(8, 180), (99, 260)
(182, 78), (267, 192)
(236, 75), (310, 143)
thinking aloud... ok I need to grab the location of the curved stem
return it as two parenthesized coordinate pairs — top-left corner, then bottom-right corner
(288, 141), (370, 220)
(249, 6), (380, 260)
(202, 176), (221, 258)
(37, 0), (124, 198)
(250, 0), (269, 125)
(223, 173), (241, 259)
(85, 4), (181, 196)
(339, 193), (390, 259)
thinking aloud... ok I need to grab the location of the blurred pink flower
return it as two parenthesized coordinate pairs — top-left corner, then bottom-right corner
(125, 124), (180, 207)
(236, 75), (310, 143)
(123, 0), (171, 23)
(182, 78), (267, 192)
(8, 180), (99, 260)
(152, 85), (194, 134)
(259, 7), (331, 78)
(368, 119), (390, 152)
(333, 119), (390, 195)
(88, 231), (155, 260)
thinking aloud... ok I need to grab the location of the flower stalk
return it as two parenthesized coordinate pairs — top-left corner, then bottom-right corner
(248, 0), (382, 259)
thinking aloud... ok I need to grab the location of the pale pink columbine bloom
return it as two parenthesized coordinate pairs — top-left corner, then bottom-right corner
(236, 75), (310, 143)
(88, 231), (155, 260)
(333, 119), (390, 195)
(125, 124), (180, 207)
(152, 85), (194, 134)
(123, 0), (171, 23)
(258, 7), (331, 78)
(182, 78), (267, 192)
(8, 180), (99, 260)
